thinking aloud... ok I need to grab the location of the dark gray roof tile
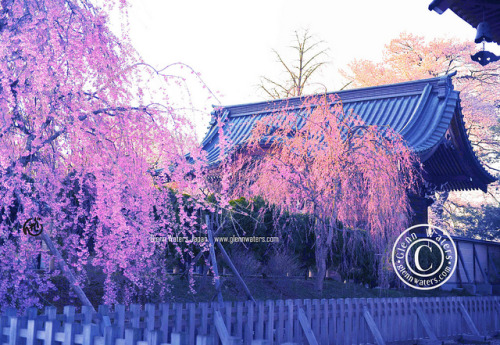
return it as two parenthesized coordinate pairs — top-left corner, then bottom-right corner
(202, 74), (496, 191)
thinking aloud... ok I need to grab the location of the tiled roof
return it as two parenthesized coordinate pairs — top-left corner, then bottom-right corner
(201, 74), (496, 192)
(429, 0), (500, 45)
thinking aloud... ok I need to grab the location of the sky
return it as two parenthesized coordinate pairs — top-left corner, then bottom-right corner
(120, 0), (499, 139)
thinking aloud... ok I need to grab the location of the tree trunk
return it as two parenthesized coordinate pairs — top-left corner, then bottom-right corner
(40, 232), (95, 311)
(315, 257), (326, 291)
(314, 240), (327, 291)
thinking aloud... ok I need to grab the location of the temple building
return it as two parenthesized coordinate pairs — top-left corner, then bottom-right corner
(201, 74), (499, 293)
(202, 73), (495, 208)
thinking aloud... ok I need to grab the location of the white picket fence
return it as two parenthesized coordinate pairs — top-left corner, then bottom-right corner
(1, 296), (499, 345)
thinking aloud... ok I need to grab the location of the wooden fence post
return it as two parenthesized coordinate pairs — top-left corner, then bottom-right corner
(82, 305), (93, 325)
(124, 327), (139, 345)
(145, 304), (156, 332)
(243, 300), (254, 345)
(214, 311), (242, 345)
(63, 306), (75, 323)
(44, 320), (56, 345)
(256, 300), (264, 340)
(276, 299), (285, 345)
(27, 308), (38, 320)
(297, 308), (319, 345)
(458, 302), (481, 336)
(197, 334), (214, 345)
(98, 304), (112, 337)
(2, 296), (500, 345)
(362, 304), (385, 345)
(131, 304), (141, 329)
(115, 304), (126, 339)
(146, 329), (161, 345)
(266, 300), (275, 345)
(83, 323), (99, 345)
(25, 319), (39, 345)
(414, 303), (438, 342)
(62, 321), (76, 345)
(103, 325), (118, 345)
(285, 299), (294, 343)
(8, 316), (20, 345)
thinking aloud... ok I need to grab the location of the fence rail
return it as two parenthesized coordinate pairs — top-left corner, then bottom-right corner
(0, 296), (499, 345)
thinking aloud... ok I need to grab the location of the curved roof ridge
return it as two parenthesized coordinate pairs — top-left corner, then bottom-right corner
(209, 73), (455, 118)
(201, 73), (495, 192)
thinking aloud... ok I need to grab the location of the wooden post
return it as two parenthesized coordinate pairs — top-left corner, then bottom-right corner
(473, 245), (488, 282)
(145, 330), (161, 345)
(115, 304), (126, 339)
(486, 246), (491, 282)
(215, 241), (256, 303)
(82, 305), (93, 324)
(63, 306), (75, 323)
(206, 215), (224, 308)
(362, 305), (385, 345)
(25, 319), (39, 345)
(26, 308), (37, 320)
(285, 299), (294, 343)
(251, 340), (270, 345)
(457, 242), (472, 284)
(145, 304), (156, 332)
(196, 334), (214, 345)
(63, 322), (76, 345)
(103, 325), (119, 345)
(473, 244), (477, 282)
(297, 308), (319, 345)
(124, 328), (139, 345)
(214, 311), (242, 345)
(189, 303), (196, 345)
(459, 302), (481, 336)
(246, 300), (255, 345)
(266, 300), (275, 345)
(170, 332), (188, 345)
(8, 316), (20, 345)
(98, 304), (112, 336)
(43, 320), (56, 345)
(183, 225), (224, 279)
(414, 305), (438, 341)
(40, 232), (95, 311)
(130, 304), (141, 329)
(256, 301), (264, 339)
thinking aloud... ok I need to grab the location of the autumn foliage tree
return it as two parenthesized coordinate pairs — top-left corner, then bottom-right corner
(0, 0), (217, 311)
(342, 33), (499, 168)
(342, 33), (500, 234)
(229, 95), (420, 290)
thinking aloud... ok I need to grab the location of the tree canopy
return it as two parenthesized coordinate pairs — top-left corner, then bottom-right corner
(342, 33), (500, 239)
(342, 32), (499, 168)
(228, 94), (421, 290)
(0, 0), (217, 311)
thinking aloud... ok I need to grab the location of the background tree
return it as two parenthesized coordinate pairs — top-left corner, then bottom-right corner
(259, 29), (329, 99)
(0, 0), (219, 311)
(341, 33), (500, 238)
(228, 94), (420, 290)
